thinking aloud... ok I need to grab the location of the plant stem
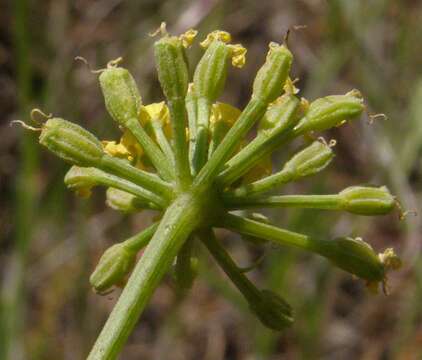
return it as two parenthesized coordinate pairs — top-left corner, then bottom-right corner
(225, 194), (341, 211)
(99, 155), (173, 199)
(217, 130), (295, 187)
(87, 192), (202, 360)
(72, 167), (166, 209)
(126, 118), (173, 181)
(199, 228), (262, 305)
(174, 236), (196, 293)
(123, 222), (159, 252)
(194, 99), (267, 186)
(191, 97), (212, 175)
(226, 169), (292, 197)
(168, 99), (192, 189)
(220, 213), (321, 254)
(150, 122), (175, 168)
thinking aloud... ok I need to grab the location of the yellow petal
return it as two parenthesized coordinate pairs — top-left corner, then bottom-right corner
(102, 140), (132, 158)
(210, 102), (241, 129)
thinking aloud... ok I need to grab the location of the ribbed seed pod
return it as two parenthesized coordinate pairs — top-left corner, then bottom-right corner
(99, 67), (142, 126)
(294, 90), (364, 134)
(106, 188), (148, 213)
(252, 43), (293, 103)
(318, 237), (385, 282)
(338, 186), (395, 215)
(283, 140), (334, 181)
(89, 243), (136, 294)
(154, 36), (189, 100)
(258, 94), (301, 135)
(194, 40), (231, 102)
(249, 289), (294, 330)
(39, 118), (103, 166)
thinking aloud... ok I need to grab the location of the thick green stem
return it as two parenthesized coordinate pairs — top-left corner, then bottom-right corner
(168, 99), (192, 189)
(126, 118), (173, 181)
(99, 154), (173, 199)
(225, 194), (341, 211)
(87, 192), (203, 359)
(194, 99), (267, 186)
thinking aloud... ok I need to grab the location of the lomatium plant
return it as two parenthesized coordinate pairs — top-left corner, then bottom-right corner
(16, 26), (402, 359)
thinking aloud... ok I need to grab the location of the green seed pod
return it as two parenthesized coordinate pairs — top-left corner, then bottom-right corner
(294, 90), (364, 134)
(249, 290), (294, 330)
(258, 94), (300, 135)
(89, 243), (136, 294)
(252, 43), (293, 103)
(194, 40), (231, 102)
(154, 36), (189, 100)
(338, 186), (395, 215)
(39, 118), (103, 166)
(319, 237), (385, 282)
(99, 67), (142, 126)
(283, 140), (334, 181)
(106, 188), (148, 213)
(65, 166), (101, 189)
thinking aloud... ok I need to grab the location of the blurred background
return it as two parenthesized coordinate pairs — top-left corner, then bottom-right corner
(1, 0), (422, 359)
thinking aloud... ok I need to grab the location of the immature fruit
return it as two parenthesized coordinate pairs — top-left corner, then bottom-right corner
(154, 36), (189, 100)
(283, 140), (334, 181)
(39, 118), (103, 166)
(99, 67), (142, 126)
(294, 91), (364, 133)
(319, 237), (385, 282)
(90, 243), (136, 294)
(252, 43), (293, 103)
(194, 40), (231, 102)
(249, 289), (294, 330)
(338, 186), (395, 215)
